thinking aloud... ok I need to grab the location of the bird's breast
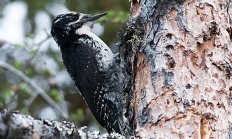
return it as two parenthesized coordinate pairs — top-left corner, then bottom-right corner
(77, 35), (114, 72)
(92, 41), (114, 72)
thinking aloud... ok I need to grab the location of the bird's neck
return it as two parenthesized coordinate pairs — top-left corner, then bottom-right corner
(76, 25), (115, 71)
(75, 25), (108, 48)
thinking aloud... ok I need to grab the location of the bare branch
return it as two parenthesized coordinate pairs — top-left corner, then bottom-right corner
(0, 61), (68, 118)
(0, 110), (127, 139)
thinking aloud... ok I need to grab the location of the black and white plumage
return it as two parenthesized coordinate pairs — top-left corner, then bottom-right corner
(51, 12), (123, 134)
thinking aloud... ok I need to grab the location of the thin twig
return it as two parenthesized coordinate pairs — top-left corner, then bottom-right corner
(58, 89), (68, 117)
(0, 61), (68, 118)
(24, 92), (38, 113)
(21, 35), (52, 71)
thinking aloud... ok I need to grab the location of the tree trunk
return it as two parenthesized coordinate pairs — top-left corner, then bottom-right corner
(123, 0), (232, 138)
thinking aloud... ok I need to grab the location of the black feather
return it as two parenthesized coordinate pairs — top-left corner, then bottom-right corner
(51, 12), (123, 134)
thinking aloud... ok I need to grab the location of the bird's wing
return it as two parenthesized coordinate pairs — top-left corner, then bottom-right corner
(71, 43), (105, 126)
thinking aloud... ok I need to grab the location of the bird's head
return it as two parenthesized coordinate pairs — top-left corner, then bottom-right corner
(51, 12), (107, 44)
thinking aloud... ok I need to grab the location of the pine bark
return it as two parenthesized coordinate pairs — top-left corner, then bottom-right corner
(1, 0), (232, 139)
(125, 0), (232, 138)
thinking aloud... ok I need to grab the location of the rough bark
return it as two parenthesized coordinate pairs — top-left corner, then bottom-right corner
(124, 0), (232, 138)
(0, 109), (125, 139)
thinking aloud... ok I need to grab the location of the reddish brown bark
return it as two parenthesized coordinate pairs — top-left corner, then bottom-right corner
(129, 0), (232, 138)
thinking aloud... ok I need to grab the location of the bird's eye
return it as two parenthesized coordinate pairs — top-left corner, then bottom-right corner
(70, 16), (77, 21)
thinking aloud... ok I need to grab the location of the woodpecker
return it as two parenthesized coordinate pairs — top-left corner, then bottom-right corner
(51, 12), (123, 134)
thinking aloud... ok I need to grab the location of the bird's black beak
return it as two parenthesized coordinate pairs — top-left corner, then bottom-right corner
(82, 13), (107, 23)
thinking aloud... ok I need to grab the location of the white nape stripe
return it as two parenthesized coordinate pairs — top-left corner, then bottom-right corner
(54, 17), (63, 24)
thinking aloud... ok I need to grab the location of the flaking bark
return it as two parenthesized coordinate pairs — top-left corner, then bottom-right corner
(125, 0), (232, 138)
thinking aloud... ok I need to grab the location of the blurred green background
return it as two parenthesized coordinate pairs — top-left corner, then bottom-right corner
(0, 0), (129, 132)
